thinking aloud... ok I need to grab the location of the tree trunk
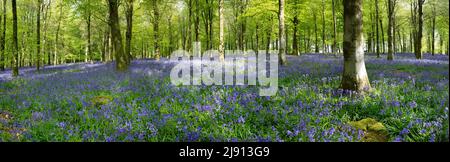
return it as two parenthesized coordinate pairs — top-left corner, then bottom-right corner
(387, 0), (395, 60)
(54, 2), (62, 65)
(321, 0), (326, 54)
(86, 4), (91, 63)
(37, 0), (42, 70)
(219, 0), (224, 61)
(0, 0), (6, 71)
(187, 0), (192, 52)
(279, 0), (287, 65)
(332, 0), (337, 54)
(380, 19), (385, 54)
(12, 0), (19, 76)
(125, 0), (133, 64)
(42, 0), (51, 66)
(314, 12), (319, 53)
(431, 4), (436, 56)
(152, 0), (160, 59)
(194, 0), (200, 44)
(415, 0), (424, 59)
(108, 0), (127, 71)
(375, 0), (380, 58)
(341, 0), (370, 92)
(293, 16), (299, 56)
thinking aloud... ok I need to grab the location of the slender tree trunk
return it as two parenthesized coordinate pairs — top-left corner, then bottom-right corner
(125, 0), (134, 64)
(86, 4), (91, 63)
(375, 0), (380, 58)
(256, 23), (259, 54)
(440, 34), (443, 54)
(293, 16), (299, 56)
(380, 19), (385, 54)
(219, 0), (224, 61)
(168, 16), (174, 54)
(208, 1), (213, 50)
(387, 0), (395, 60)
(54, 2), (62, 65)
(37, 0), (42, 70)
(321, 0), (326, 53)
(266, 20), (272, 54)
(0, 0), (6, 71)
(108, 0), (127, 71)
(341, 0), (370, 92)
(152, 0), (160, 59)
(314, 12), (319, 53)
(369, 13), (374, 54)
(12, 0), (19, 76)
(187, 0), (192, 52)
(332, 0), (337, 54)
(42, 0), (51, 66)
(431, 4), (436, 56)
(279, 0), (287, 65)
(194, 0), (199, 43)
(415, 0), (424, 59)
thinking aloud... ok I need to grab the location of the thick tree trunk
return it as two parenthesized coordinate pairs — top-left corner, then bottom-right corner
(279, 0), (287, 65)
(341, 0), (370, 92)
(108, 0), (128, 71)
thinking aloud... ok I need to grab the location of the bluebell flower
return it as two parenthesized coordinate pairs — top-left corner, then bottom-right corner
(408, 101), (417, 108)
(237, 116), (245, 124)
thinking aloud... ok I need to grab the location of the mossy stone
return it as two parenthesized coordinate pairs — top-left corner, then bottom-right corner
(349, 118), (388, 142)
(91, 96), (113, 107)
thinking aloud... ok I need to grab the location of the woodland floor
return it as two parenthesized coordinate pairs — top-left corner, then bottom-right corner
(0, 53), (448, 142)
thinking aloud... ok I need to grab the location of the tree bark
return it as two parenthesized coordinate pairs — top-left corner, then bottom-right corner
(293, 16), (299, 56)
(108, 0), (128, 71)
(279, 0), (287, 65)
(219, 0), (224, 61)
(380, 19), (385, 54)
(314, 12), (319, 53)
(341, 0), (370, 92)
(125, 0), (134, 63)
(54, 2), (62, 65)
(387, 0), (395, 60)
(332, 0), (337, 54)
(415, 0), (424, 59)
(86, 0), (91, 63)
(0, 0), (6, 71)
(152, 0), (160, 59)
(375, 0), (380, 58)
(321, 0), (326, 53)
(37, 0), (42, 70)
(12, 0), (19, 76)
(431, 3), (436, 56)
